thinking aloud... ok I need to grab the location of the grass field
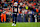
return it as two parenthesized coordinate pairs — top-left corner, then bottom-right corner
(0, 22), (40, 27)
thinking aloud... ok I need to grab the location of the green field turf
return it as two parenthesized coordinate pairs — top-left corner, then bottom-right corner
(0, 22), (40, 27)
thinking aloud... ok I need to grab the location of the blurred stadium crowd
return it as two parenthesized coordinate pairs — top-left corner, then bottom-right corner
(0, 0), (40, 22)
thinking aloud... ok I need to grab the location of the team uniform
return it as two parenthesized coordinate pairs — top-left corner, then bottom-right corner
(12, 1), (18, 26)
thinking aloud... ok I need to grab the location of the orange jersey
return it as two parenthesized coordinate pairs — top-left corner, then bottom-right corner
(36, 9), (39, 13)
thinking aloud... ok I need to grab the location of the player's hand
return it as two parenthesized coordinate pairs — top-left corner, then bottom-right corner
(17, 13), (19, 16)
